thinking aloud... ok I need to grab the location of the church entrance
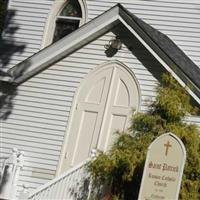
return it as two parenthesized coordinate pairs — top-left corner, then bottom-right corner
(59, 62), (140, 173)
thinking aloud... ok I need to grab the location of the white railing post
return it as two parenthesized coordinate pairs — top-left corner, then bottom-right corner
(0, 148), (24, 200)
(18, 184), (30, 200)
(12, 151), (24, 199)
(87, 148), (98, 199)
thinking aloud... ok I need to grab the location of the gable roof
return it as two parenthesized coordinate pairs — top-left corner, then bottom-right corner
(1, 4), (200, 103)
(123, 8), (200, 93)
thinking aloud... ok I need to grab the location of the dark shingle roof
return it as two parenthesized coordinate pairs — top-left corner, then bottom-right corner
(120, 4), (200, 91)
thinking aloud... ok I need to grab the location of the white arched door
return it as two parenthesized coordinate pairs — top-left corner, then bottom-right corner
(60, 62), (140, 172)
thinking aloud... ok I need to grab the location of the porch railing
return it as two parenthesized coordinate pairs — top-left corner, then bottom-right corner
(28, 159), (92, 200)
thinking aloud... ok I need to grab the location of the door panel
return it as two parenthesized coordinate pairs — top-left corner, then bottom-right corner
(114, 79), (130, 107)
(106, 114), (127, 148)
(72, 111), (98, 165)
(98, 67), (139, 150)
(86, 77), (106, 104)
(60, 64), (139, 172)
(60, 67), (113, 171)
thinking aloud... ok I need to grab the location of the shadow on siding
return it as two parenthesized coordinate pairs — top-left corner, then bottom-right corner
(0, 9), (25, 68)
(0, 9), (26, 120)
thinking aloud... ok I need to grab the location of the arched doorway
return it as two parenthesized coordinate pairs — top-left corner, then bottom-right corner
(59, 61), (140, 173)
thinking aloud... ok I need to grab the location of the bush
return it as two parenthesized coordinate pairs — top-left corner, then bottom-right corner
(87, 73), (200, 200)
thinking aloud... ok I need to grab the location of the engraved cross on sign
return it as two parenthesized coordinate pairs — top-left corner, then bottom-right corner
(164, 141), (172, 156)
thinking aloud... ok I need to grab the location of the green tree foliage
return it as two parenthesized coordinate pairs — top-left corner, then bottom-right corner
(88, 73), (200, 200)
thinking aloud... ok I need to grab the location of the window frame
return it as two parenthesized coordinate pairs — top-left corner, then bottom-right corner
(42, 0), (87, 48)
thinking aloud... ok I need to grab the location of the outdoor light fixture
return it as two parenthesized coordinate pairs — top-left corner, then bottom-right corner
(104, 37), (122, 50)
(104, 37), (122, 57)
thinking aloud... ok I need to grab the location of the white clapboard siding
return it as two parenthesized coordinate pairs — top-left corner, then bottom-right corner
(13, 100), (71, 113)
(0, 144), (60, 161)
(20, 171), (55, 181)
(0, 147), (59, 160)
(1, 0), (200, 196)
(22, 166), (56, 175)
(1, 138), (61, 152)
(2, 132), (62, 147)
(184, 116), (200, 127)
(14, 93), (73, 106)
(20, 82), (77, 93)
(3, 36), (42, 45)
(2, 117), (66, 130)
(1, 0), (53, 69)
(2, 126), (64, 143)
(11, 105), (69, 117)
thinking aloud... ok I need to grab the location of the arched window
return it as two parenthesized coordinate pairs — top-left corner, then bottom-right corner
(42, 0), (87, 47)
(53, 0), (83, 42)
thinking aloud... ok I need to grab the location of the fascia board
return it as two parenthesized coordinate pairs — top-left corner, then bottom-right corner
(8, 6), (121, 85)
(117, 9), (200, 104)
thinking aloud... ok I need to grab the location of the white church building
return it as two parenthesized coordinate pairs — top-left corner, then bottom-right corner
(0, 0), (200, 199)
